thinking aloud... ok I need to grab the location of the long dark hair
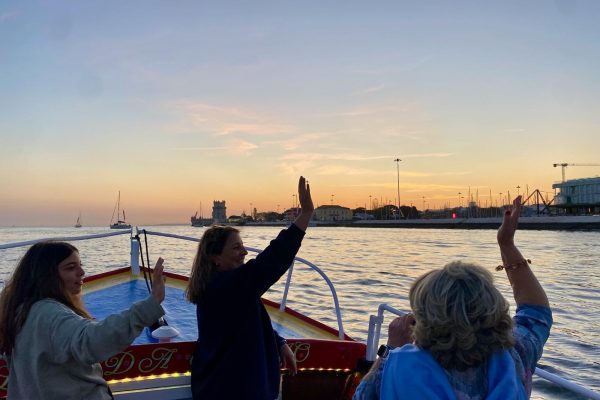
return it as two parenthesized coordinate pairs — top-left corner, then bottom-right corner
(186, 226), (239, 304)
(0, 241), (92, 356)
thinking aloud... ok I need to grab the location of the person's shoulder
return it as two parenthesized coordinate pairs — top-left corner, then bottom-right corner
(30, 298), (73, 316)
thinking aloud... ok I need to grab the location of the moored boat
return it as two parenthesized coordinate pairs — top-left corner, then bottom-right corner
(74, 213), (82, 228)
(110, 191), (132, 230)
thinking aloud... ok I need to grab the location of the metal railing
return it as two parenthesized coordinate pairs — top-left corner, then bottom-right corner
(366, 303), (600, 400)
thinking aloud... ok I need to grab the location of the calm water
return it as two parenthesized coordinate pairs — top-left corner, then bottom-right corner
(1, 225), (599, 399)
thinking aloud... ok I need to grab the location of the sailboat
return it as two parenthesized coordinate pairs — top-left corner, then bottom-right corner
(74, 212), (82, 228)
(110, 191), (132, 229)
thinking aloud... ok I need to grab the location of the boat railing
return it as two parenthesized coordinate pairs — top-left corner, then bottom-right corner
(0, 230), (131, 250)
(141, 229), (346, 340)
(0, 228), (346, 340)
(366, 303), (600, 400)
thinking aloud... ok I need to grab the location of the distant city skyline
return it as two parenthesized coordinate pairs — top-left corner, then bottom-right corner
(1, 1), (600, 226)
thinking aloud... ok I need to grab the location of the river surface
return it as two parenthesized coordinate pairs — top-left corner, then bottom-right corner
(1, 225), (598, 399)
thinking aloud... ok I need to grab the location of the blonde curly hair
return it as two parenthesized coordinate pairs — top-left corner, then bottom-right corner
(409, 261), (514, 371)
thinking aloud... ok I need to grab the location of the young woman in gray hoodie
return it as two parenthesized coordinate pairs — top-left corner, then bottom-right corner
(0, 241), (166, 399)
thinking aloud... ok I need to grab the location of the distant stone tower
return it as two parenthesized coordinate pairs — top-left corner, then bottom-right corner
(212, 201), (227, 223)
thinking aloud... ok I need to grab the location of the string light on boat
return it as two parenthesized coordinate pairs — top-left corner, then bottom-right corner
(106, 371), (191, 384)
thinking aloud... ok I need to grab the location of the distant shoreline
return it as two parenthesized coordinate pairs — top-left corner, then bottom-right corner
(240, 216), (600, 231)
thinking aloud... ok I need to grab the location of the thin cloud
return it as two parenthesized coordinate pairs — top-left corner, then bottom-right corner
(355, 84), (385, 95)
(332, 104), (409, 117)
(216, 123), (291, 137)
(400, 170), (471, 177)
(0, 11), (18, 22)
(280, 153), (392, 162)
(346, 182), (466, 192)
(171, 146), (227, 151)
(226, 139), (258, 156)
(265, 133), (323, 151)
(352, 56), (434, 75)
(172, 101), (293, 137)
(400, 152), (455, 159)
(315, 165), (381, 175)
(279, 160), (316, 176)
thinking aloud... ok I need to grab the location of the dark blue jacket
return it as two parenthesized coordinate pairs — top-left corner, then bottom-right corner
(191, 224), (304, 400)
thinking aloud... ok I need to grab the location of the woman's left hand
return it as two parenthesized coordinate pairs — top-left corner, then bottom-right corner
(279, 343), (297, 376)
(151, 257), (166, 303)
(298, 176), (314, 214)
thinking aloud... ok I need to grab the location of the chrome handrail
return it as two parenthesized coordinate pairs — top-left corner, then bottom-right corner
(366, 303), (600, 400)
(0, 230), (131, 250)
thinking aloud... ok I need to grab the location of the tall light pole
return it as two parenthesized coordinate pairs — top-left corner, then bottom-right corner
(330, 194), (334, 206)
(394, 158), (403, 218)
(369, 195), (372, 211)
(458, 192), (462, 207)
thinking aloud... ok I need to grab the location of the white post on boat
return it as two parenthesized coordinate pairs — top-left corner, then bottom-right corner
(130, 238), (140, 275)
(280, 261), (295, 311)
(366, 314), (384, 361)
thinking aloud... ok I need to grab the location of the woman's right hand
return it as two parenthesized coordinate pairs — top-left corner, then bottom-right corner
(497, 195), (522, 247)
(387, 314), (415, 347)
(298, 176), (314, 214)
(293, 176), (314, 231)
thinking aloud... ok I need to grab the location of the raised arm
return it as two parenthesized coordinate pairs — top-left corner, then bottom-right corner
(293, 176), (314, 232)
(497, 196), (549, 307)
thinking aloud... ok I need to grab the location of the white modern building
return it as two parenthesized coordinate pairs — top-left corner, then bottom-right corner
(552, 177), (600, 213)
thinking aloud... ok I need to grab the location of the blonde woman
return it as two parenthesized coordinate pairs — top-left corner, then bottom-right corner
(354, 196), (552, 399)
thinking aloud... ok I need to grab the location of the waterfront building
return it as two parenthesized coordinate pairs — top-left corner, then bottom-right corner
(552, 177), (600, 214)
(315, 205), (353, 221)
(283, 207), (300, 221)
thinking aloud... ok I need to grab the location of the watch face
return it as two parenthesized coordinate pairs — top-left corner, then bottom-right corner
(377, 344), (388, 358)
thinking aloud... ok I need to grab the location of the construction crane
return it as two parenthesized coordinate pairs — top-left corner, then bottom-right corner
(553, 163), (600, 182)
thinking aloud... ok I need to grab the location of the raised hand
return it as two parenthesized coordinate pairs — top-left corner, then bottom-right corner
(151, 257), (166, 303)
(497, 195), (522, 247)
(298, 176), (314, 214)
(293, 176), (314, 232)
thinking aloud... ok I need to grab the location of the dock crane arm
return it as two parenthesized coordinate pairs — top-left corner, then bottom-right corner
(553, 163), (600, 182)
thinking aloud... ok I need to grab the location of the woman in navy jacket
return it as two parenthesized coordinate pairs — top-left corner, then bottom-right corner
(186, 176), (314, 400)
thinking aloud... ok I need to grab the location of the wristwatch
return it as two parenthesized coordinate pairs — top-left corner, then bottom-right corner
(377, 344), (395, 358)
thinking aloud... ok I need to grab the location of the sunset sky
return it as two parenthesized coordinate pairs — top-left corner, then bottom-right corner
(1, 1), (600, 226)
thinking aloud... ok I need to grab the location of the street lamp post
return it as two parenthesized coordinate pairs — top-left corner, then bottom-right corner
(394, 158), (403, 218)
(369, 195), (372, 211)
(458, 192), (462, 208)
(331, 194), (334, 206)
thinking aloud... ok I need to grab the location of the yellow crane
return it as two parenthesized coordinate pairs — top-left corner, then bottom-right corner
(553, 163), (600, 182)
